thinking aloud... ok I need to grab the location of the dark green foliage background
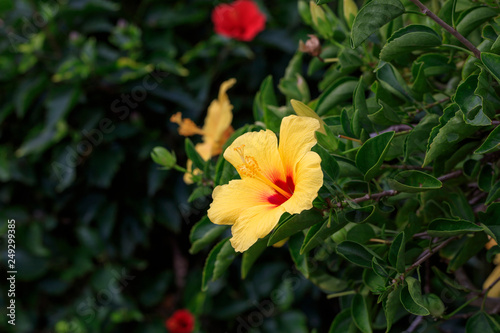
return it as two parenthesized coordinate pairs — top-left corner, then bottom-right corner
(0, 1), (335, 332)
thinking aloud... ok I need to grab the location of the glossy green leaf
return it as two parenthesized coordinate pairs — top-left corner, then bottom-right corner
(389, 232), (405, 273)
(423, 108), (477, 166)
(422, 293), (445, 317)
(329, 308), (354, 333)
(480, 203), (500, 243)
(268, 210), (323, 246)
(189, 216), (228, 254)
(456, 7), (498, 37)
(301, 213), (347, 254)
(380, 25), (441, 62)
(384, 287), (401, 332)
(241, 237), (268, 279)
(355, 131), (395, 180)
(350, 0), (405, 48)
(448, 232), (488, 272)
(352, 294), (372, 333)
(400, 277), (430, 316)
(455, 74), (492, 126)
(475, 124), (500, 154)
(482, 52), (500, 83)
(337, 240), (381, 268)
(427, 218), (483, 237)
(185, 138), (206, 171)
(387, 170), (442, 193)
(202, 237), (235, 291)
(345, 205), (376, 224)
(316, 77), (358, 116)
(367, 100), (401, 125)
(312, 145), (340, 181)
(478, 164), (494, 192)
(289, 233), (309, 277)
(466, 312), (500, 333)
(485, 181), (500, 205)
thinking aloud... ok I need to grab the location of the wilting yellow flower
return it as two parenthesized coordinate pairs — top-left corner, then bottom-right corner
(171, 78), (236, 184)
(207, 115), (323, 252)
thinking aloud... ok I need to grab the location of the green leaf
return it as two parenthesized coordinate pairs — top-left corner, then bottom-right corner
(241, 237), (268, 279)
(376, 62), (413, 102)
(448, 232), (488, 271)
(352, 294), (372, 333)
(268, 210), (323, 246)
(389, 232), (405, 273)
(355, 131), (395, 180)
(455, 73), (493, 126)
(367, 101), (401, 125)
(384, 287), (401, 332)
(189, 216), (228, 254)
(350, 0), (405, 48)
(151, 147), (176, 169)
(478, 164), (494, 191)
(337, 240), (381, 268)
(254, 75), (280, 132)
(345, 205), (376, 224)
(329, 308), (355, 333)
(423, 108), (477, 166)
(480, 203), (500, 243)
(482, 52), (500, 83)
(387, 170), (442, 193)
(422, 293), (445, 317)
(185, 138), (206, 171)
(300, 213), (347, 254)
(456, 7), (498, 37)
(475, 124), (500, 154)
(380, 25), (441, 62)
(466, 312), (500, 333)
(316, 77), (358, 116)
(200, 238), (237, 291)
(291, 99), (327, 132)
(485, 181), (500, 205)
(312, 145), (340, 181)
(14, 76), (48, 118)
(289, 233), (309, 277)
(404, 114), (440, 161)
(427, 218), (483, 237)
(400, 277), (430, 316)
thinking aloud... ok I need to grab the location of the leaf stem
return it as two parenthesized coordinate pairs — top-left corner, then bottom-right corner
(338, 134), (362, 144)
(406, 0), (481, 58)
(326, 290), (357, 298)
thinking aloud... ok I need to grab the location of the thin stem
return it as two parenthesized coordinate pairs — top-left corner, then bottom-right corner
(338, 134), (362, 144)
(407, 0), (481, 58)
(414, 97), (450, 114)
(381, 164), (433, 171)
(406, 236), (459, 274)
(326, 290), (357, 299)
(405, 315), (424, 333)
(438, 170), (463, 182)
(443, 295), (480, 319)
(440, 44), (476, 58)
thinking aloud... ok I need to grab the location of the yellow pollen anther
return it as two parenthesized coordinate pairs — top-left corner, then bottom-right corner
(233, 145), (291, 199)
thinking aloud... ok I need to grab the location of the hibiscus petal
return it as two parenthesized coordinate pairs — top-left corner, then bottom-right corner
(224, 129), (285, 183)
(203, 78), (235, 143)
(278, 115), (320, 174)
(282, 150), (323, 214)
(230, 204), (286, 252)
(208, 178), (282, 226)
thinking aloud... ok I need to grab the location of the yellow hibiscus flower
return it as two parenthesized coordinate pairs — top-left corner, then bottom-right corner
(207, 115), (324, 252)
(171, 78), (236, 184)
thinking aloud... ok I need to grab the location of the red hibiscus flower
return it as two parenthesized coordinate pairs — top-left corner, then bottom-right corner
(212, 0), (266, 41)
(165, 309), (195, 333)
